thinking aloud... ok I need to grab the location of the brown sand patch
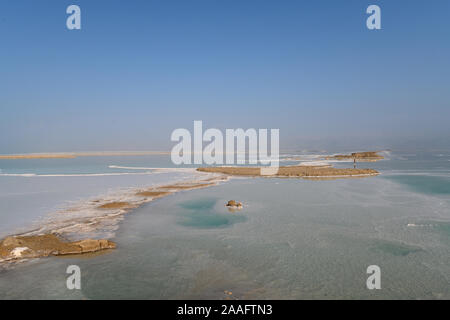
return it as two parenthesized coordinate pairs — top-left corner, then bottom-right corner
(197, 166), (378, 178)
(0, 234), (115, 261)
(135, 191), (172, 197)
(97, 201), (133, 209)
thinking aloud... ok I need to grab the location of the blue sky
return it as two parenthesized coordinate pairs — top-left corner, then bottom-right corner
(1, 0), (449, 152)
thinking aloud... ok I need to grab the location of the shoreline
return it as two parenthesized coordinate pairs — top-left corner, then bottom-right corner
(15, 173), (228, 240)
(0, 172), (228, 267)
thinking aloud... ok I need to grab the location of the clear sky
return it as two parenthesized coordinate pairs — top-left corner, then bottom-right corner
(1, 0), (449, 153)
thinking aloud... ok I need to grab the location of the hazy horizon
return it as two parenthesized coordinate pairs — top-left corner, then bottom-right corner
(1, 0), (449, 153)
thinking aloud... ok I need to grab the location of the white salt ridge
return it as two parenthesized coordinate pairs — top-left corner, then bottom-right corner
(10, 247), (29, 258)
(0, 172), (155, 177)
(297, 161), (331, 167)
(0, 166), (209, 239)
(15, 172), (226, 241)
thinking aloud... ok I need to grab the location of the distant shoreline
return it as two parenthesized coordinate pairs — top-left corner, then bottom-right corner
(0, 150), (385, 160)
(0, 151), (170, 159)
(324, 151), (384, 161)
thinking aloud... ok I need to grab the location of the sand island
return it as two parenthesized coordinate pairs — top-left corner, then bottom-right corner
(197, 165), (379, 178)
(197, 151), (384, 178)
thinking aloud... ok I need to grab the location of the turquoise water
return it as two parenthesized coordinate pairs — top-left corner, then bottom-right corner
(370, 240), (423, 257)
(0, 151), (449, 299)
(384, 175), (450, 195)
(178, 198), (247, 228)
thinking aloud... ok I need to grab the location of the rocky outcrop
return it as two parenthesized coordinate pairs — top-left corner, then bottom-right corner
(0, 234), (116, 261)
(226, 200), (243, 208)
(325, 151), (384, 161)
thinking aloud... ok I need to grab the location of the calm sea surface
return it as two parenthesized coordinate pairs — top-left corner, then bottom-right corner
(0, 151), (449, 299)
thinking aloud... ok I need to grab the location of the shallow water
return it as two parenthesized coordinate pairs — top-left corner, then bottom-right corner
(0, 155), (205, 238)
(0, 151), (449, 299)
(384, 175), (450, 195)
(178, 198), (247, 228)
